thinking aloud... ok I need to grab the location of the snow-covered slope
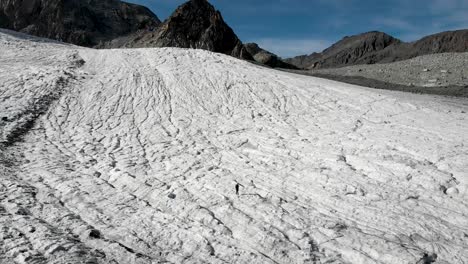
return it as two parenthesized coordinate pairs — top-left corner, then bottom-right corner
(1, 29), (468, 264)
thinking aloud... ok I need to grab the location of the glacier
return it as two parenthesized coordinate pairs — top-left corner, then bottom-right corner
(1, 29), (467, 264)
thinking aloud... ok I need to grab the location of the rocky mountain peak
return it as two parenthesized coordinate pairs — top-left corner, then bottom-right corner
(156, 0), (240, 55)
(172, 0), (215, 18)
(316, 31), (401, 66)
(122, 0), (252, 59)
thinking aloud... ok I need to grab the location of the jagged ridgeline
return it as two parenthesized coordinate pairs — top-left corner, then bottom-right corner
(285, 30), (468, 69)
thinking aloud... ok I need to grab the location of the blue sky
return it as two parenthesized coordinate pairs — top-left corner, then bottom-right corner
(127, 0), (468, 58)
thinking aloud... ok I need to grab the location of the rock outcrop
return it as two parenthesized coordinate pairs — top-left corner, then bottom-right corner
(120, 0), (252, 60)
(243, 43), (298, 69)
(0, 0), (161, 47)
(285, 30), (468, 69)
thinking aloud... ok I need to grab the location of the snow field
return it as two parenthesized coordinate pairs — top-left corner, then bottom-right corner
(1, 30), (468, 264)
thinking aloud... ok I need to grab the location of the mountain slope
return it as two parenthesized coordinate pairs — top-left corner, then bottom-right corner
(0, 0), (161, 47)
(372, 29), (468, 63)
(1, 30), (468, 264)
(285, 31), (401, 69)
(286, 30), (468, 69)
(118, 0), (251, 59)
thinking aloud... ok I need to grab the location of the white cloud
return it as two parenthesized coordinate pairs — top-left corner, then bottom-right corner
(249, 38), (332, 58)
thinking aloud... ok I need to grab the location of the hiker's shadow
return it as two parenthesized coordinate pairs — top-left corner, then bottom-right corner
(240, 193), (267, 202)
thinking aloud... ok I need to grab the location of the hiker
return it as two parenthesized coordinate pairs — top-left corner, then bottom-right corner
(416, 253), (437, 264)
(235, 182), (244, 195)
(250, 180), (256, 188)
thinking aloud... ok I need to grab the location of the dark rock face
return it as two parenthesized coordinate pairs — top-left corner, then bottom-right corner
(121, 0), (252, 60)
(0, 0), (161, 47)
(283, 53), (321, 70)
(375, 30), (468, 63)
(244, 43), (298, 69)
(413, 30), (468, 53)
(285, 31), (401, 69)
(285, 30), (468, 69)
